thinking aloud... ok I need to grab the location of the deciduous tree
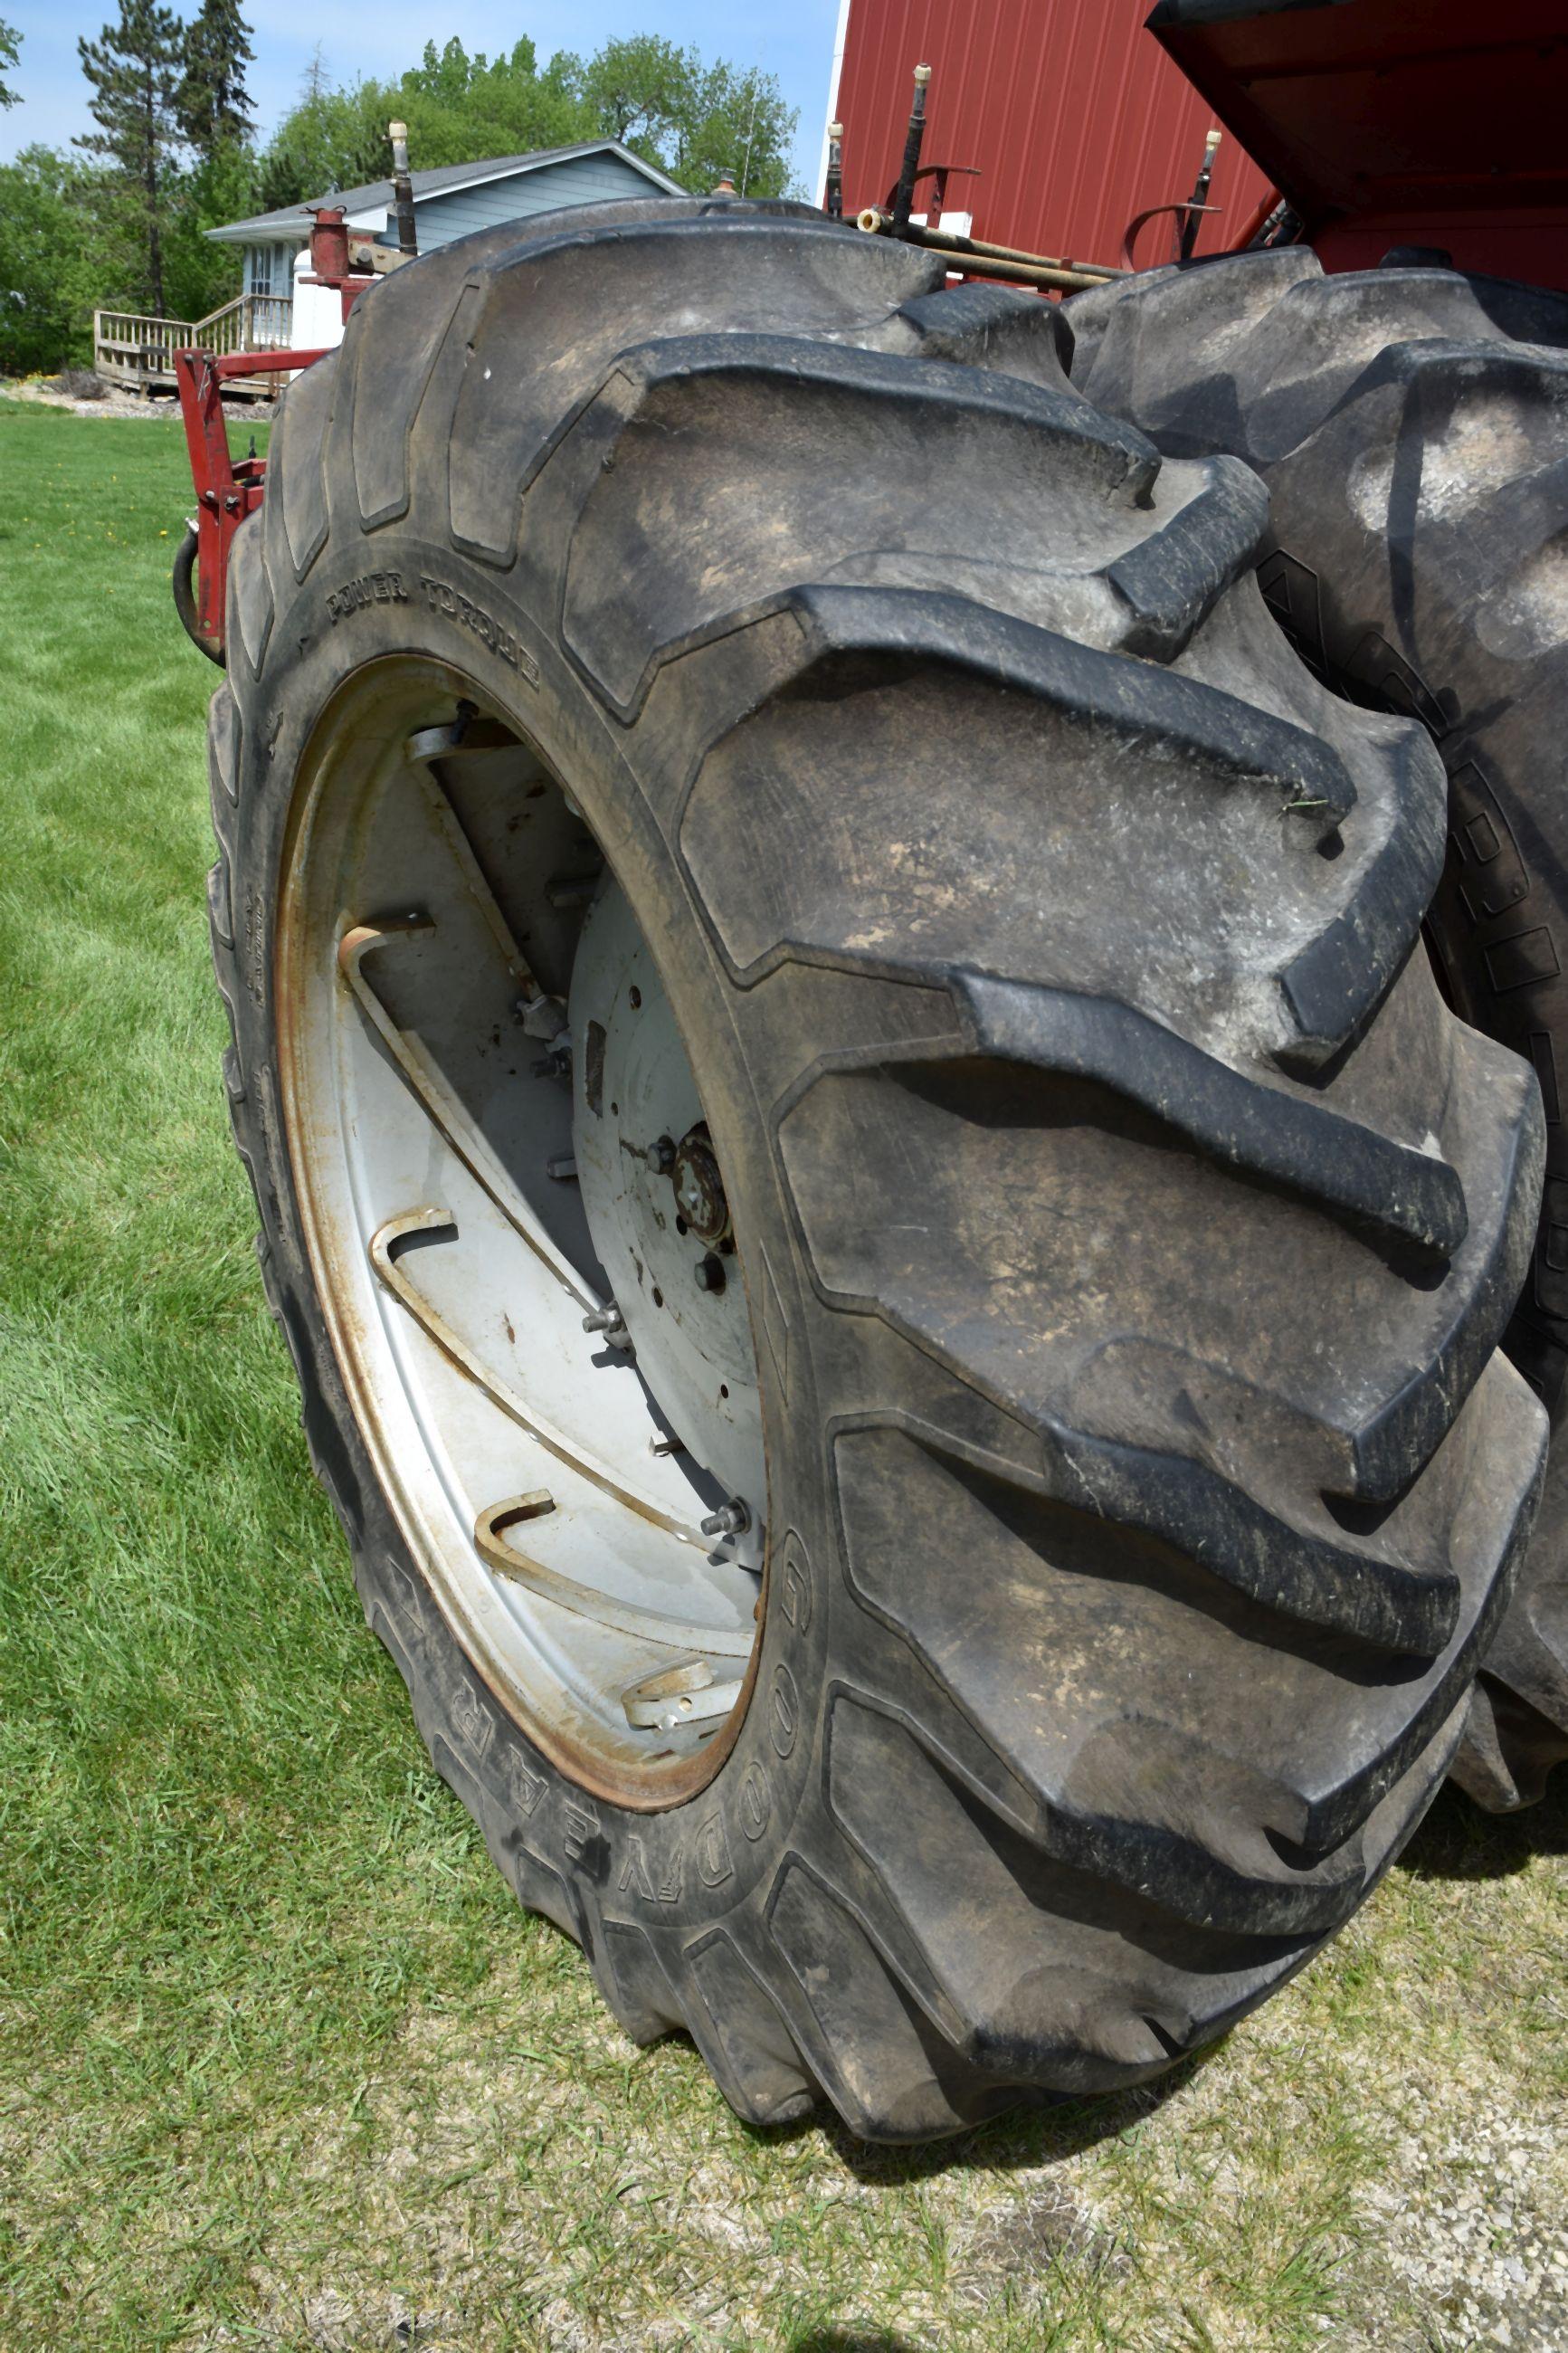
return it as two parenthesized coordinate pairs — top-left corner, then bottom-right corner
(256, 32), (798, 213)
(0, 147), (103, 369)
(564, 34), (796, 195)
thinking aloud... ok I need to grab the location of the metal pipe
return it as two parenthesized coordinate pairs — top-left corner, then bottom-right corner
(388, 120), (418, 258)
(857, 206), (1121, 288)
(824, 119), (844, 220)
(914, 248), (1118, 295)
(891, 63), (932, 233)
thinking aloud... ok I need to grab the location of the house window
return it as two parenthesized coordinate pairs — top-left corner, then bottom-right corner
(246, 243), (296, 300)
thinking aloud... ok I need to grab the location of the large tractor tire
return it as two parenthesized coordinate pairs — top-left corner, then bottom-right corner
(1067, 250), (1568, 1807)
(208, 200), (1547, 2139)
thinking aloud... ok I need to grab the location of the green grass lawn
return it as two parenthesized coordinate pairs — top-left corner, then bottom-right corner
(1, 395), (1565, 2353)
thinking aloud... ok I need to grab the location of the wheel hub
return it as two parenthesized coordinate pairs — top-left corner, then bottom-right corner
(671, 1127), (732, 1245)
(568, 877), (764, 1528)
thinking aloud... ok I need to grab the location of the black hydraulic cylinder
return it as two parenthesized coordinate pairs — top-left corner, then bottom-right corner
(1180, 128), (1220, 261)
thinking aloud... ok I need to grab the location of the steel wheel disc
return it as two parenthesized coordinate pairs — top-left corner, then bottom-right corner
(277, 672), (766, 1797)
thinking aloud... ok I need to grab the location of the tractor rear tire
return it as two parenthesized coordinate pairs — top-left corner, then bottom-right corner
(208, 201), (1547, 2139)
(1069, 249), (1568, 1808)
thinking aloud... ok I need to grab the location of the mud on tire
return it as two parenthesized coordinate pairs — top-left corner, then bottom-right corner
(207, 201), (1547, 2139)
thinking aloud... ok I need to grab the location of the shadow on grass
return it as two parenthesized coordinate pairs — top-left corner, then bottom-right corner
(730, 1754), (1568, 2183)
(1396, 1765), (1568, 1883)
(789, 2336), (927, 2352)
(744, 2043), (1213, 2189)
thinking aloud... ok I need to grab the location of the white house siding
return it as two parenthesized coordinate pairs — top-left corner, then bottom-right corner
(290, 249), (343, 353)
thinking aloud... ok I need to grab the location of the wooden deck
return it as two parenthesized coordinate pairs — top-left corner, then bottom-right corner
(92, 295), (296, 397)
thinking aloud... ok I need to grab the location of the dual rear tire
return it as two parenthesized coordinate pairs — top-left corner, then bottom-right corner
(1069, 249), (1568, 1807)
(207, 203), (1547, 2138)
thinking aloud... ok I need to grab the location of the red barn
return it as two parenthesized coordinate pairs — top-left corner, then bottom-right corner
(821, 0), (1272, 272)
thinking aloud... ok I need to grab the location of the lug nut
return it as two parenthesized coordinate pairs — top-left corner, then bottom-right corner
(694, 1253), (726, 1294)
(700, 1500), (750, 1539)
(646, 1134), (676, 1176)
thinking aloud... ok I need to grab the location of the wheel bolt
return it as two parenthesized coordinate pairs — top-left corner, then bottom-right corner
(694, 1253), (726, 1294)
(700, 1500), (750, 1539)
(646, 1135), (676, 1175)
(582, 1303), (629, 1346)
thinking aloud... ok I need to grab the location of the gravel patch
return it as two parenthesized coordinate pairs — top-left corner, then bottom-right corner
(3, 376), (274, 423)
(1356, 2120), (1568, 2351)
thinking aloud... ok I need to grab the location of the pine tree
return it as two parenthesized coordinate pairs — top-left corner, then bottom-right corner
(77, 0), (185, 315)
(1, 20), (22, 110)
(177, 0), (253, 156)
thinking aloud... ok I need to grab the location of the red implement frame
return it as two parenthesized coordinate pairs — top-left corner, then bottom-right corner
(1149, 0), (1568, 289)
(173, 348), (327, 661)
(172, 208), (374, 663)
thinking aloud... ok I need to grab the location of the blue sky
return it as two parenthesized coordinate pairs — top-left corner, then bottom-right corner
(0, 2), (841, 191)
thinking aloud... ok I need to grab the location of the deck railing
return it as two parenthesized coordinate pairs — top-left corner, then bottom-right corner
(92, 293), (296, 388)
(195, 292), (295, 353)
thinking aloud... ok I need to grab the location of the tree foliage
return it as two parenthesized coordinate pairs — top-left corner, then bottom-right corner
(48, 0), (256, 336)
(76, 0), (186, 313)
(563, 35), (795, 196)
(252, 44), (377, 212)
(177, 0), (253, 150)
(1, 21), (796, 376)
(255, 33), (798, 209)
(0, 147), (103, 370)
(1, 18), (21, 110)
(163, 135), (256, 319)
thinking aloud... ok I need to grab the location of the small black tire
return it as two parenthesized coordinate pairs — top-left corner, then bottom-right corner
(207, 201), (1547, 2138)
(1068, 248), (1568, 1806)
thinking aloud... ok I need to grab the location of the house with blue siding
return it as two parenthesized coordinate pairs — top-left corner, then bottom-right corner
(206, 139), (686, 330)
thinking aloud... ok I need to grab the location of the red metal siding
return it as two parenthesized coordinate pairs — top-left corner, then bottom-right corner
(831, 0), (1271, 272)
